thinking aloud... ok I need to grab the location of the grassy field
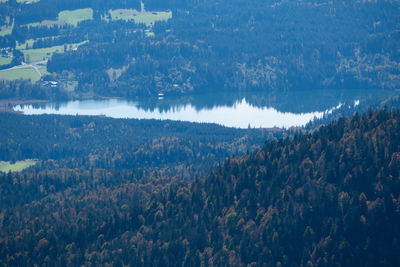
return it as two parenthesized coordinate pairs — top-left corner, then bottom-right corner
(0, 40), (85, 82)
(58, 8), (93, 26)
(0, 56), (12, 66)
(0, 159), (38, 173)
(22, 40), (88, 62)
(25, 8), (93, 28)
(0, 68), (42, 82)
(23, 45), (64, 62)
(107, 9), (172, 26)
(38, 66), (48, 75)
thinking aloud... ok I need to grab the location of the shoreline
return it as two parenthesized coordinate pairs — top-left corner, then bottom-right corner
(0, 99), (49, 114)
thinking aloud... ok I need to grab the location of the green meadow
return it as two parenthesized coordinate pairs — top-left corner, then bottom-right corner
(0, 159), (38, 173)
(0, 40), (85, 82)
(107, 9), (172, 26)
(0, 56), (12, 66)
(0, 67), (43, 82)
(58, 8), (93, 26)
(22, 40), (88, 63)
(23, 45), (65, 62)
(25, 8), (93, 28)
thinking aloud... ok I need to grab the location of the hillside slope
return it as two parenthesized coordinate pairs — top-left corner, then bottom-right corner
(1, 109), (400, 266)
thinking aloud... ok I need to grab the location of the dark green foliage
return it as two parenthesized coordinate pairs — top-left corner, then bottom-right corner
(0, 80), (67, 100)
(0, 109), (399, 266)
(0, 113), (273, 177)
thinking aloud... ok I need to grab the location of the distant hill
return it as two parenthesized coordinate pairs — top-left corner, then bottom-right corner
(1, 108), (399, 266)
(0, 0), (399, 98)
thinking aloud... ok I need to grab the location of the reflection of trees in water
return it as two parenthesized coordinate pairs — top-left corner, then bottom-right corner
(134, 89), (394, 114)
(29, 102), (64, 111)
(21, 89), (395, 115)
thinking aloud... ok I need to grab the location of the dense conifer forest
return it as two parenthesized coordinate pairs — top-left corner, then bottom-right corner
(0, 109), (399, 266)
(0, 113), (278, 178)
(1, 0), (400, 265)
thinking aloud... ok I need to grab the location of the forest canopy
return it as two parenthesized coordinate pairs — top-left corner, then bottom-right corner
(0, 109), (399, 266)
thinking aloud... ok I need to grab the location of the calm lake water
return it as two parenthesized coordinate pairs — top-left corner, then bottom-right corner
(14, 89), (392, 128)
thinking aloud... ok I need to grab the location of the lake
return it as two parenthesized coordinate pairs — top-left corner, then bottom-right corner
(13, 89), (393, 128)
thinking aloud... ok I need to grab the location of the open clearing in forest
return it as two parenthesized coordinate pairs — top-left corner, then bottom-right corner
(58, 8), (93, 26)
(21, 40), (88, 62)
(23, 45), (63, 62)
(0, 66), (47, 82)
(0, 159), (38, 173)
(26, 8), (93, 28)
(0, 40), (86, 82)
(107, 9), (172, 26)
(0, 56), (12, 66)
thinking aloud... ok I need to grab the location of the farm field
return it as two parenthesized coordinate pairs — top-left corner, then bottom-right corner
(58, 8), (93, 26)
(22, 40), (88, 62)
(0, 67), (45, 82)
(0, 159), (38, 173)
(107, 9), (172, 26)
(0, 38), (86, 82)
(0, 56), (12, 66)
(25, 8), (93, 28)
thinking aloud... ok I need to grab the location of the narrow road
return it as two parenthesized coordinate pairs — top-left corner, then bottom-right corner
(0, 60), (48, 77)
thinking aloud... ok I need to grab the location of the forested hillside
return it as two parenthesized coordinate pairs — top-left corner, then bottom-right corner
(0, 113), (277, 178)
(1, 109), (399, 266)
(0, 0), (399, 98)
(1, 0), (399, 265)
